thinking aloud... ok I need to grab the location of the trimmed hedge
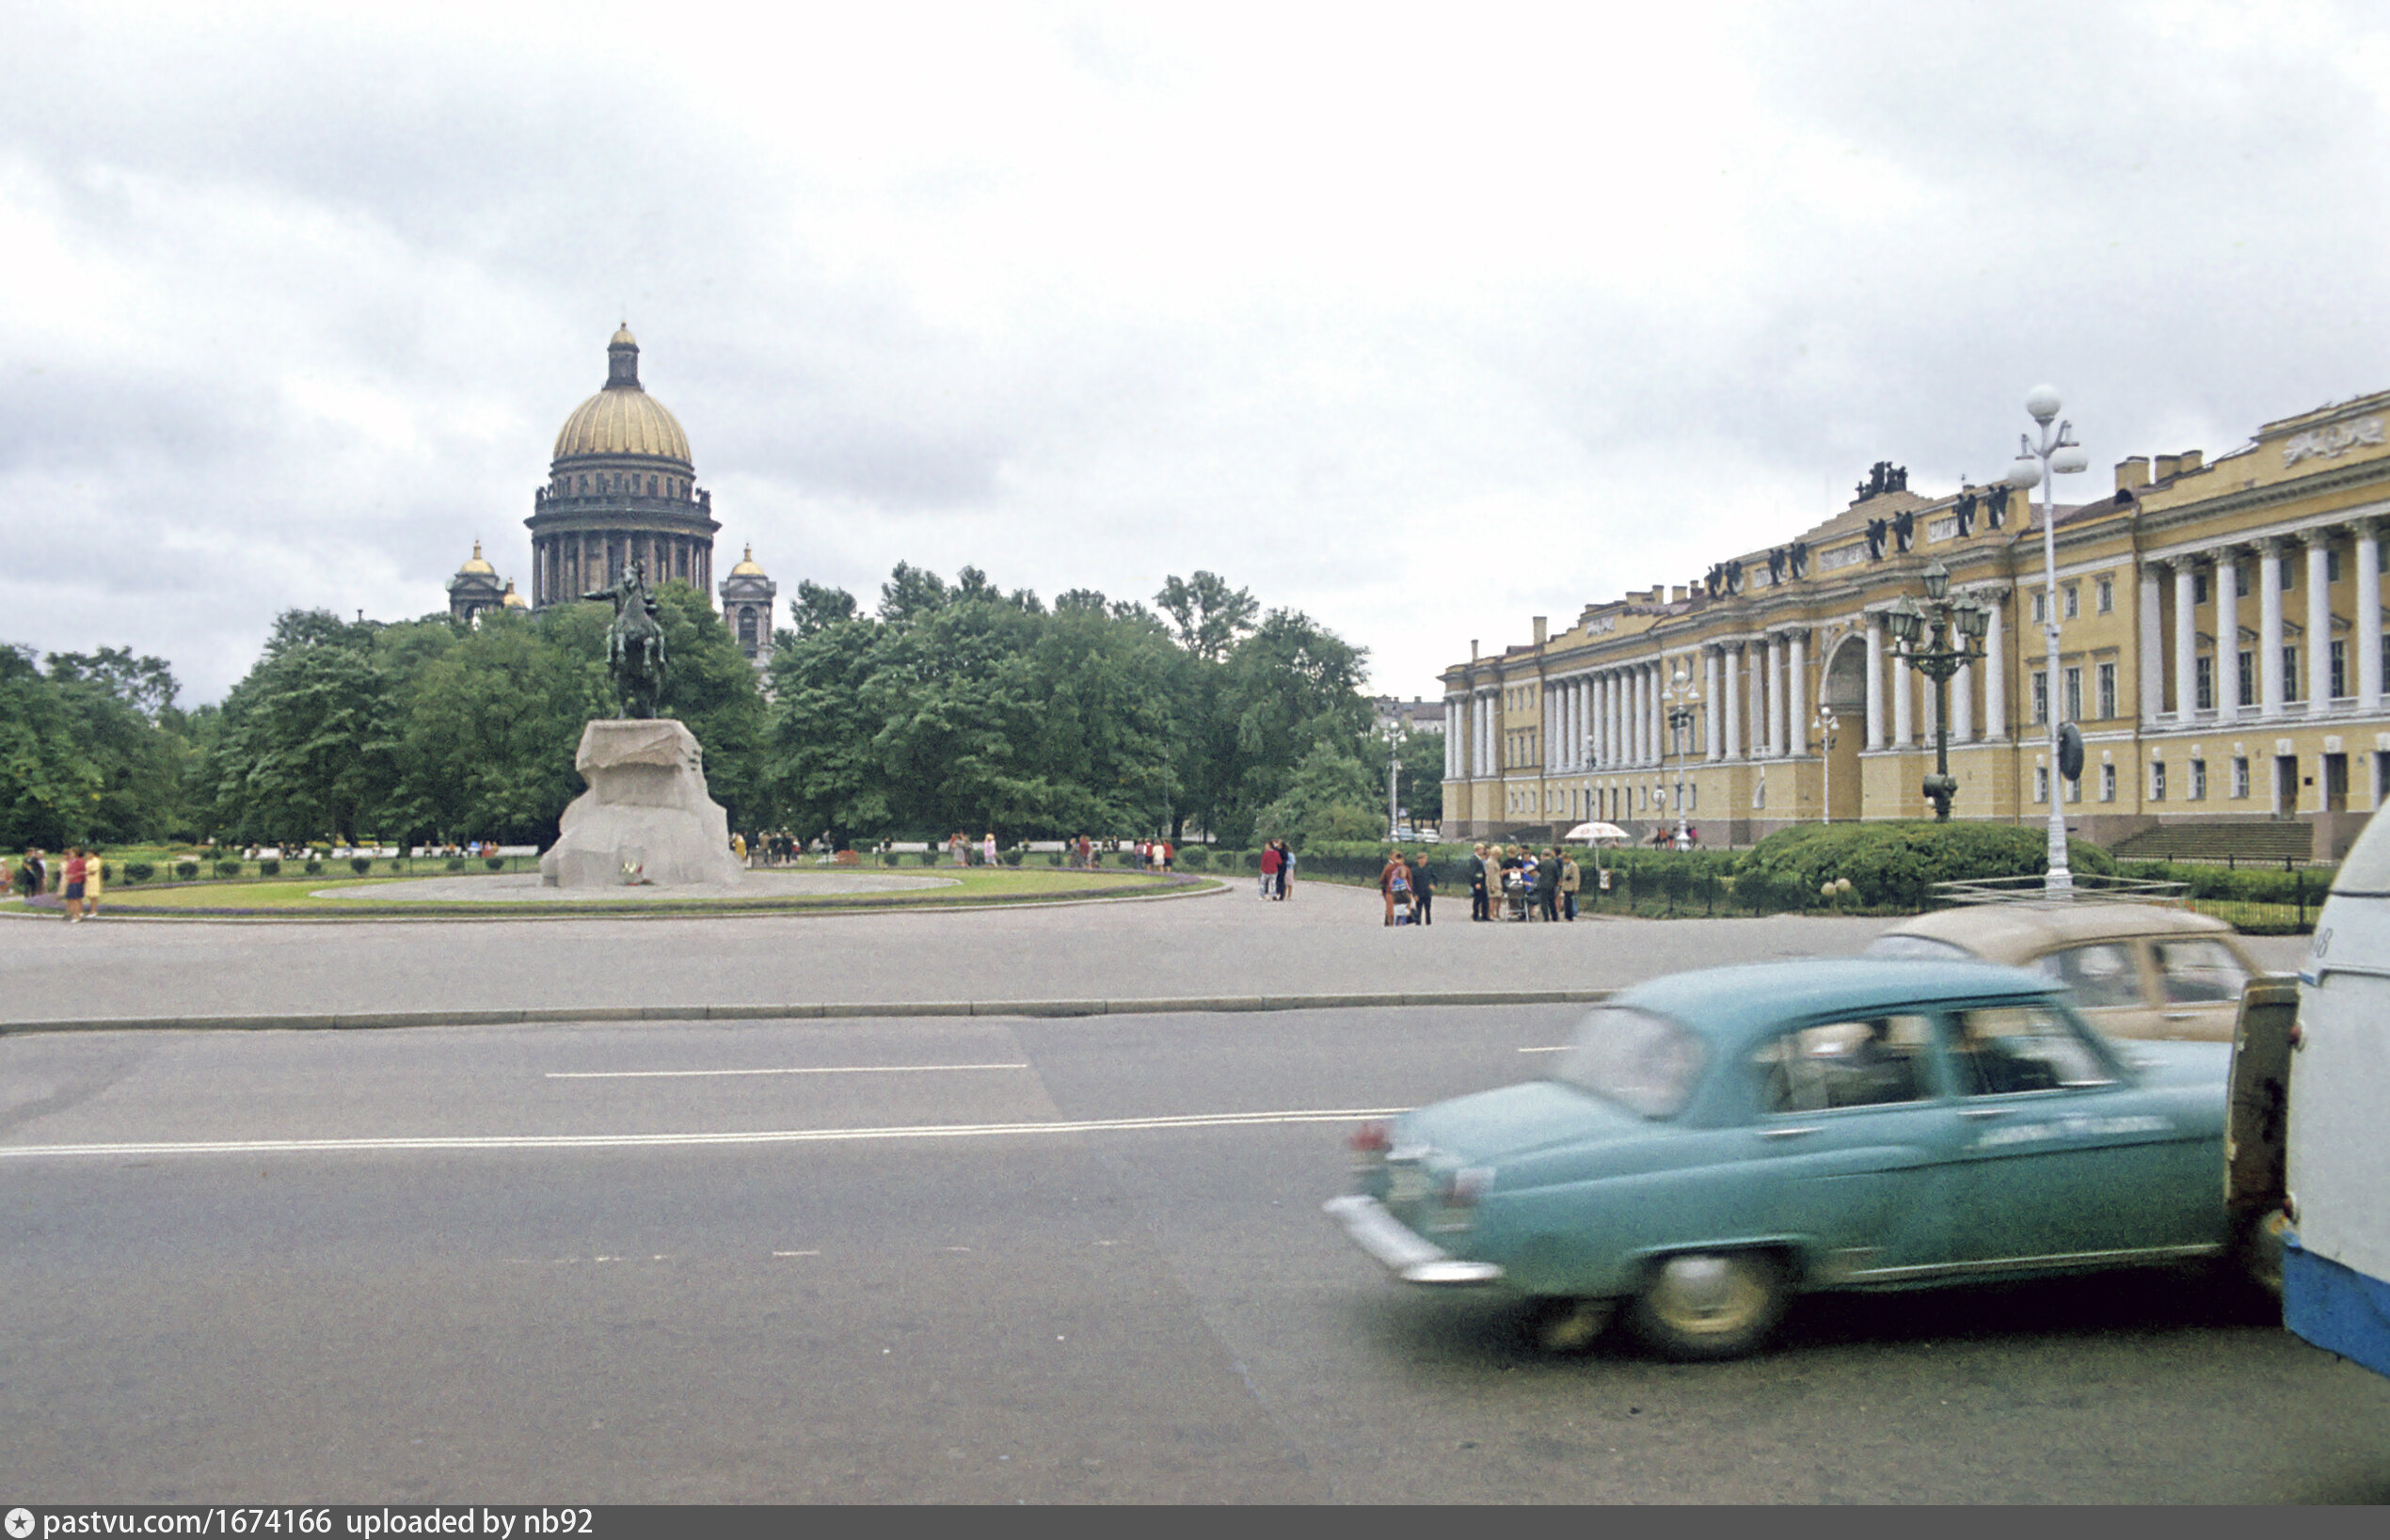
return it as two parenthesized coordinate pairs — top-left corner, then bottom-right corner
(486, 856), (506, 871)
(349, 858), (373, 875)
(124, 861), (155, 882)
(1734, 821), (2114, 912)
(304, 860), (324, 875)
(214, 860), (244, 879)
(259, 859), (281, 876)
(175, 860), (199, 880)
(2116, 859), (2322, 905)
(1178, 847), (1210, 870)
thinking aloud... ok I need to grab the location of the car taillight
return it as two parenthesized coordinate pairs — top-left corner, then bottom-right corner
(1348, 1120), (1392, 1155)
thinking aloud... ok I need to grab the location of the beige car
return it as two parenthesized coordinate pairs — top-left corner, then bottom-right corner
(1864, 903), (2265, 1043)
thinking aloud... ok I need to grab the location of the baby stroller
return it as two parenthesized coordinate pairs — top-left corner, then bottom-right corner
(1501, 867), (1530, 922)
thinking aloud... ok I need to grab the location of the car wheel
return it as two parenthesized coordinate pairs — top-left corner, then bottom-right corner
(1528, 1296), (1616, 1355)
(1628, 1251), (1788, 1361)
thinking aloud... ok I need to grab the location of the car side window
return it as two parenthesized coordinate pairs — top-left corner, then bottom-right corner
(2032, 942), (2147, 1009)
(1950, 1003), (2113, 1097)
(2156, 939), (2250, 1005)
(1752, 1016), (1934, 1113)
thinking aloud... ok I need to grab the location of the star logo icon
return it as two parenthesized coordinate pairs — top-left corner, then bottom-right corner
(6, 1508), (35, 1539)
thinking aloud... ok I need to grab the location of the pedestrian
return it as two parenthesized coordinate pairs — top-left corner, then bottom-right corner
(1559, 849), (1581, 920)
(982, 831), (998, 867)
(1535, 847), (1562, 922)
(21, 849), (46, 901)
(61, 846), (87, 923)
(1258, 841), (1281, 898)
(1378, 849), (1410, 927)
(1469, 842), (1490, 921)
(83, 849), (103, 918)
(1160, 838), (1174, 872)
(1277, 840), (1295, 899)
(1409, 849), (1435, 927)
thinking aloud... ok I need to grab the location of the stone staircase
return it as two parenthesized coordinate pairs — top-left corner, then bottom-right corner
(2110, 818), (2314, 865)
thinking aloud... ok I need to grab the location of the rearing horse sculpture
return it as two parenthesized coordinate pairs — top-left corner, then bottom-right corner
(583, 560), (667, 719)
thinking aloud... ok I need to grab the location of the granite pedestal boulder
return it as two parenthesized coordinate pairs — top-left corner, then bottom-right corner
(540, 719), (746, 888)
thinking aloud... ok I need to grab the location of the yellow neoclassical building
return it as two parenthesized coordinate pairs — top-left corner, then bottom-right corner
(1442, 389), (2390, 860)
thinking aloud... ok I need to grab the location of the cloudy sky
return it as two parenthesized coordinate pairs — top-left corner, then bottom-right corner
(8, 1), (2390, 704)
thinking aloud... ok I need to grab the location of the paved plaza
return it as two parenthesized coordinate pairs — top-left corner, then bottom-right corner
(0, 878), (2311, 1029)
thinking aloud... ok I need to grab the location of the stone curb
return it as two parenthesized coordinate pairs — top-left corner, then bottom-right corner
(0, 990), (1613, 1037)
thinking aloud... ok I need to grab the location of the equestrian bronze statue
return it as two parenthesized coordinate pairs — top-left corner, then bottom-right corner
(583, 560), (667, 719)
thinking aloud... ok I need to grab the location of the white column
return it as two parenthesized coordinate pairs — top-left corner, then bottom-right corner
(2176, 561), (2201, 721)
(2140, 561), (2166, 722)
(1749, 641), (1768, 760)
(1574, 677), (1588, 768)
(1444, 701), (1456, 778)
(1952, 654), (1973, 742)
(1543, 684), (1555, 770)
(1893, 650), (1914, 746)
(2217, 551), (2242, 720)
(2358, 519), (2383, 713)
(1984, 593), (2007, 740)
(1705, 649), (1723, 761)
(1788, 630), (1808, 757)
(1604, 672), (1619, 768)
(1723, 646), (1743, 760)
(1767, 635), (1788, 757)
(1645, 663), (1660, 765)
(1636, 665), (1652, 765)
(1865, 614), (1886, 750)
(2308, 532), (2333, 712)
(2259, 538), (2286, 718)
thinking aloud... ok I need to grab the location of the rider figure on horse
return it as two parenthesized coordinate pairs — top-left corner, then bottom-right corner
(583, 560), (667, 719)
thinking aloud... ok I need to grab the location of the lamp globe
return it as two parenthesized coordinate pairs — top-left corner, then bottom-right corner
(2025, 385), (2063, 423)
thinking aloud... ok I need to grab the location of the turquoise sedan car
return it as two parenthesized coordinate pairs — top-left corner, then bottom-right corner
(1327, 958), (2250, 1360)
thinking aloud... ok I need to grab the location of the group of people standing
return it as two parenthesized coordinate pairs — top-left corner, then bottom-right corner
(1377, 849), (1435, 926)
(1256, 839), (1296, 900)
(7, 848), (101, 921)
(945, 832), (1002, 866)
(1468, 843), (1584, 922)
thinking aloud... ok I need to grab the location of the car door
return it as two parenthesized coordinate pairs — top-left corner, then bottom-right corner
(1743, 1013), (1968, 1277)
(2030, 939), (2165, 1040)
(1940, 998), (2216, 1263)
(2150, 936), (2254, 1042)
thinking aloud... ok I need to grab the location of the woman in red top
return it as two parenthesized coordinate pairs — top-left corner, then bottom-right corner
(1258, 842), (1282, 899)
(61, 847), (88, 923)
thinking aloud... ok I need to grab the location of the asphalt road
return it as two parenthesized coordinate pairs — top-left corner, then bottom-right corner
(5, 1001), (2382, 1503)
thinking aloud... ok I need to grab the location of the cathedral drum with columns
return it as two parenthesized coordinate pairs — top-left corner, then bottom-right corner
(525, 326), (721, 608)
(1442, 389), (2390, 862)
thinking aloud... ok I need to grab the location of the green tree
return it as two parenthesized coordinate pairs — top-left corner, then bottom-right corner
(1254, 740), (1379, 848)
(206, 611), (403, 845)
(0, 645), (103, 848)
(1155, 571), (1259, 663)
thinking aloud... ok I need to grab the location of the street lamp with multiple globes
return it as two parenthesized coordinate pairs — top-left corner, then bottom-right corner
(1660, 664), (1701, 849)
(1379, 718), (1403, 841)
(1812, 705), (1840, 824)
(1886, 561), (1991, 822)
(2006, 386), (2092, 890)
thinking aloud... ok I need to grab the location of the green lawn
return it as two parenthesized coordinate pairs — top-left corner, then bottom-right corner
(6, 865), (1213, 919)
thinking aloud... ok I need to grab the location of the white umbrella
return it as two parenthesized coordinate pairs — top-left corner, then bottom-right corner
(1563, 821), (1631, 844)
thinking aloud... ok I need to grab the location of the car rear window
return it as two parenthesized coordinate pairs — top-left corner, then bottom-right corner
(1862, 933), (1978, 961)
(1553, 1006), (1708, 1119)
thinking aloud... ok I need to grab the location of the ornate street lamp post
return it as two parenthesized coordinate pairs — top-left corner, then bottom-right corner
(1886, 561), (1991, 822)
(1380, 719), (1403, 841)
(1812, 705), (1840, 825)
(2006, 387), (2091, 891)
(1661, 665), (1701, 848)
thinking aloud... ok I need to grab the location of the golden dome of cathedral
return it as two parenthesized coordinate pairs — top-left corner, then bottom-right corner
(728, 545), (766, 577)
(551, 325), (693, 466)
(457, 540), (496, 576)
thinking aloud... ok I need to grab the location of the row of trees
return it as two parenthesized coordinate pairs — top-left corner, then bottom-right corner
(3, 566), (1441, 852)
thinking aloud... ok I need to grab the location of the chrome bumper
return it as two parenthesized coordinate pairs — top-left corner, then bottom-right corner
(1323, 1194), (1505, 1286)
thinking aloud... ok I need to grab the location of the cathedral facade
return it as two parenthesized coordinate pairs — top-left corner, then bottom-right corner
(447, 326), (775, 670)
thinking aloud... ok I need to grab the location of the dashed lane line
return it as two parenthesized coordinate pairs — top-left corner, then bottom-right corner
(0, 1106), (1413, 1161)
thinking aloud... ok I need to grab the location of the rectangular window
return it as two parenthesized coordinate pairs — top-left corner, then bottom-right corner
(2239, 650), (2255, 707)
(2063, 667), (2083, 722)
(2193, 572), (2208, 605)
(2034, 765), (2049, 803)
(2233, 756), (2251, 799)
(2032, 671), (2049, 725)
(2032, 591), (2047, 624)
(2332, 639), (2348, 699)
(2191, 758), (2207, 801)
(2197, 655), (2214, 711)
(2151, 760), (2167, 802)
(2063, 584), (2080, 620)
(2284, 646), (2301, 703)
(2330, 548), (2342, 583)
(2284, 561), (2296, 591)
(2097, 661), (2117, 719)
(2098, 577), (2115, 613)
(2066, 769), (2081, 802)
(2100, 763), (2117, 802)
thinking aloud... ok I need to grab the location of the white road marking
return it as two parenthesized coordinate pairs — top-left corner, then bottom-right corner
(1517, 1045), (1569, 1054)
(546, 1062), (1031, 1080)
(0, 1106), (1413, 1161)
(773, 1250), (820, 1258)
